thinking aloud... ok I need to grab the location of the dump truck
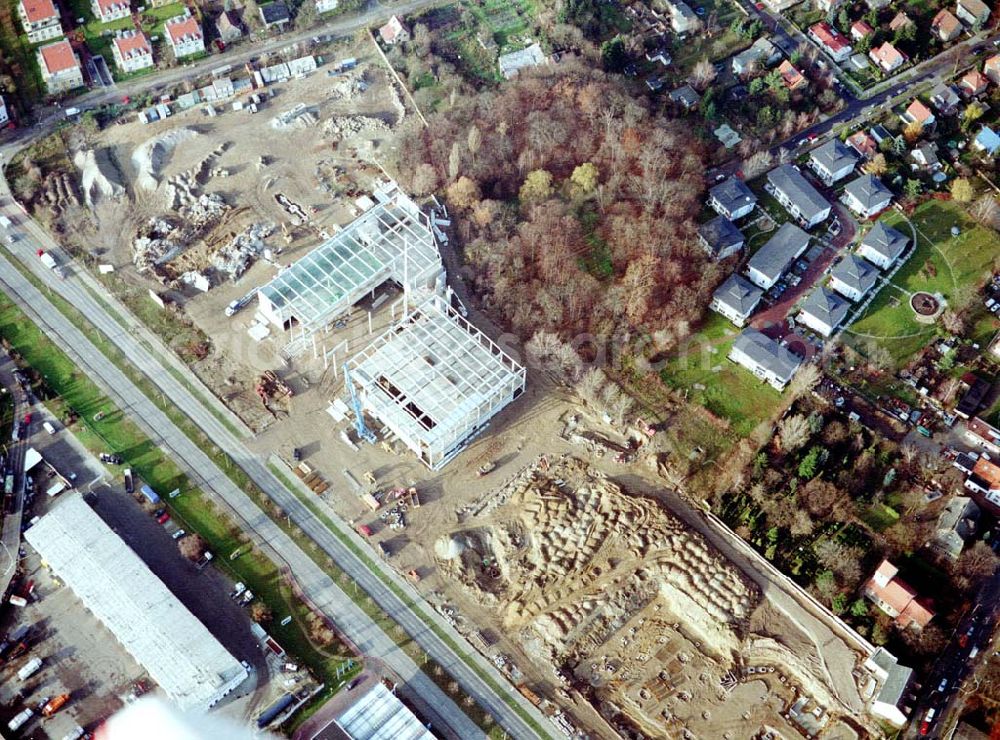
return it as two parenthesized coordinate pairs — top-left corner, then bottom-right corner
(42, 694), (70, 716)
(18, 656), (42, 680)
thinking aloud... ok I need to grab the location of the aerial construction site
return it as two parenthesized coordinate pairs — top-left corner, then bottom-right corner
(8, 36), (877, 739)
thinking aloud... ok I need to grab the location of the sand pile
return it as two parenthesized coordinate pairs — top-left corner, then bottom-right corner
(131, 128), (200, 192)
(73, 149), (125, 207)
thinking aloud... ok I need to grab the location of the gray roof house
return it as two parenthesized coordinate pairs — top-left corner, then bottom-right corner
(797, 286), (850, 337)
(930, 83), (961, 114)
(829, 253), (878, 301)
(842, 174), (893, 219)
(708, 177), (757, 220)
(498, 42), (546, 79)
(745, 222), (810, 289)
(728, 328), (803, 390)
(809, 139), (859, 185)
(669, 84), (701, 109)
(930, 496), (980, 560)
(871, 660), (914, 727)
(858, 221), (910, 269)
(911, 142), (941, 170)
(767, 164), (831, 228)
(732, 37), (781, 74)
(710, 274), (762, 326)
(698, 215), (744, 260)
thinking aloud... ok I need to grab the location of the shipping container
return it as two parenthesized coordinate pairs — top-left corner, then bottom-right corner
(46, 481), (66, 498)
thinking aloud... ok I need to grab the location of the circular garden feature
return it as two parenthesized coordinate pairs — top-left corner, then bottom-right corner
(910, 292), (940, 316)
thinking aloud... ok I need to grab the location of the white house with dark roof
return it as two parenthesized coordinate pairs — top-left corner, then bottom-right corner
(711, 274), (762, 326)
(728, 328), (803, 390)
(842, 174), (892, 219)
(766, 164), (831, 228)
(698, 216), (744, 260)
(797, 286), (850, 337)
(930, 83), (961, 114)
(731, 37), (781, 75)
(858, 221), (910, 269)
(708, 177), (757, 221)
(746, 222), (810, 290)
(809, 139), (858, 185)
(829, 253), (878, 301)
(866, 649), (914, 727)
(929, 496), (979, 560)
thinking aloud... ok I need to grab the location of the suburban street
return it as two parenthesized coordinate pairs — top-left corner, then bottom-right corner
(0, 354), (27, 597)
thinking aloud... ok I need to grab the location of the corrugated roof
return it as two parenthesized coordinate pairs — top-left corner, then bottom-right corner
(336, 682), (435, 740)
(25, 495), (247, 711)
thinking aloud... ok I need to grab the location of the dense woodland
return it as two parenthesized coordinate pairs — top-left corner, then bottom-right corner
(401, 63), (721, 349)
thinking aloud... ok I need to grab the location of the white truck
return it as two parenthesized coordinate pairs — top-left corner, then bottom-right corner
(0, 215), (11, 228)
(7, 708), (33, 732)
(38, 250), (67, 278)
(18, 656), (42, 681)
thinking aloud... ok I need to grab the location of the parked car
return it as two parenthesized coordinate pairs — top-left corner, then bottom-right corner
(172, 529), (186, 540)
(157, 511), (170, 525)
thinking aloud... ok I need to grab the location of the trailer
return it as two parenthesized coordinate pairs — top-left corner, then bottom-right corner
(139, 484), (160, 504)
(123, 468), (134, 494)
(37, 250), (66, 278)
(46, 481), (67, 498)
(7, 708), (32, 732)
(17, 656), (42, 680)
(256, 693), (295, 728)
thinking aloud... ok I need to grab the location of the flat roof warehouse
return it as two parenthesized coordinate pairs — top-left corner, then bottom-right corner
(25, 495), (248, 711)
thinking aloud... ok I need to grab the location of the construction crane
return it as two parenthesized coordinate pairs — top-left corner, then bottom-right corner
(342, 364), (375, 444)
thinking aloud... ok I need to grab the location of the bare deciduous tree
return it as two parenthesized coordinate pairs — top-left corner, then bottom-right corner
(742, 150), (774, 180)
(777, 414), (811, 452)
(691, 57), (717, 90)
(178, 533), (207, 562)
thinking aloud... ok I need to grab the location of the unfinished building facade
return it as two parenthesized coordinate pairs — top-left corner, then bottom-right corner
(345, 296), (526, 469)
(257, 181), (444, 357)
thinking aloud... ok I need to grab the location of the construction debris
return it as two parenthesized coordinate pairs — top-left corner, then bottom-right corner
(322, 115), (391, 139)
(211, 222), (275, 281)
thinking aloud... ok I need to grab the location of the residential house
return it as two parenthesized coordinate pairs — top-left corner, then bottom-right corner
(112, 29), (153, 73)
(746, 222), (811, 289)
(0, 95), (9, 127)
(843, 174), (892, 219)
(710, 274), (762, 326)
(809, 138), (858, 184)
(728, 328), (803, 390)
(931, 8), (963, 41)
(901, 99), (935, 129)
(215, 10), (243, 42)
(888, 11), (913, 32)
(829, 253), (878, 301)
(808, 22), (852, 63)
(930, 83), (961, 114)
(930, 496), (980, 560)
(379, 15), (409, 45)
(960, 69), (989, 97)
(974, 126), (1000, 156)
(777, 60), (808, 91)
(797, 286), (849, 337)
(37, 39), (83, 93)
(857, 221), (909, 269)
(766, 164), (831, 228)
(865, 649), (915, 727)
(956, 0), (990, 26)
(667, 0), (699, 33)
(698, 216), (744, 260)
(165, 12), (205, 58)
(732, 37), (781, 75)
(259, 1), (290, 29)
(911, 142), (941, 170)
(316, 0), (338, 13)
(846, 130), (878, 158)
(985, 54), (1000, 84)
(850, 53), (871, 71)
(956, 375), (992, 419)
(708, 177), (757, 220)
(869, 42), (906, 73)
(17, 0), (62, 44)
(669, 84), (701, 109)
(91, 0), (130, 23)
(646, 47), (671, 66)
(863, 559), (935, 630)
(498, 43), (546, 79)
(965, 455), (1000, 508)
(967, 417), (1000, 455)
(850, 20), (874, 40)
(646, 77), (664, 93)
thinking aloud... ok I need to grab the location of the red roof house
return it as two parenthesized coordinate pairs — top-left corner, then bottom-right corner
(863, 559), (935, 630)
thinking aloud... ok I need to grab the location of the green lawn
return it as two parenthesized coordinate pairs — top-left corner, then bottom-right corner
(844, 200), (998, 369)
(659, 312), (783, 435)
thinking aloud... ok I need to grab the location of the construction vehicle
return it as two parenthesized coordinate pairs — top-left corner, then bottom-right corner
(42, 694), (70, 717)
(477, 461), (496, 477)
(18, 656), (42, 681)
(256, 370), (294, 417)
(343, 365), (375, 444)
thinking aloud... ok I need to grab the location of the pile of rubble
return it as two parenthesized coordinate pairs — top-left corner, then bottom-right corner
(178, 192), (228, 231)
(212, 222), (275, 281)
(133, 217), (182, 271)
(323, 115), (391, 139)
(328, 72), (368, 102)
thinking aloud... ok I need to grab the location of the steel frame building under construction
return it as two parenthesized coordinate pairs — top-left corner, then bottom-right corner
(256, 181), (444, 358)
(345, 295), (526, 470)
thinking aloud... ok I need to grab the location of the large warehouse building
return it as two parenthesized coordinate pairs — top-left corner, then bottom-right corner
(257, 181), (444, 358)
(25, 495), (248, 711)
(333, 682), (434, 740)
(345, 296), (526, 470)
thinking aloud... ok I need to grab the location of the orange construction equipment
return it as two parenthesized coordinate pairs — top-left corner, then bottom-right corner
(42, 694), (70, 717)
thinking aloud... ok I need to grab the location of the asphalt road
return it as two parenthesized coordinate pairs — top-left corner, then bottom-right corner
(0, 354), (27, 597)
